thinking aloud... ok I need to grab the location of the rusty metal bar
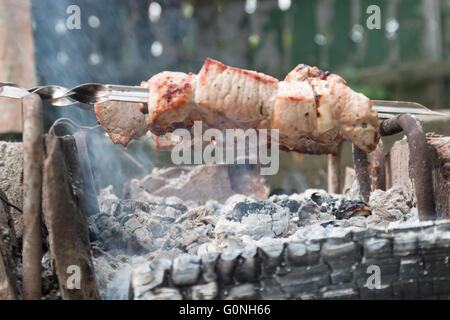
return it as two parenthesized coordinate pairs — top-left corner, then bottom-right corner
(352, 144), (371, 203)
(22, 93), (44, 300)
(370, 140), (386, 191)
(327, 142), (343, 194)
(379, 117), (403, 136)
(385, 152), (392, 190)
(380, 115), (436, 220)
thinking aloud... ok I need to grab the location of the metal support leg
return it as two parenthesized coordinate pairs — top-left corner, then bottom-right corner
(22, 93), (44, 300)
(370, 140), (386, 191)
(352, 144), (371, 203)
(379, 114), (436, 220)
(327, 142), (343, 194)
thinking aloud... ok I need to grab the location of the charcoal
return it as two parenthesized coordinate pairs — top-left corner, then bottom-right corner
(286, 240), (307, 266)
(95, 215), (130, 250)
(134, 228), (153, 251)
(311, 191), (326, 205)
(172, 254), (201, 285)
(92, 182), (450, 300)
(369, 187), (413, 216)
(271, 195), (302, 213)
(137, 287), (182, 300)
(393, 232), (418, 256)
(321, 286), (359, 299)
(335, 200), (371, 219)
(200, 251), (219, 282)
(217, 198), (290, 240)
(322, 241), (359, 268)
(274, 264), (330, 298)
(364, 238), (392, 258)
(234, 246), (258, 282)
(191, 282), (218, 300)
(217, 250), (240, 284)
(205, 200), (222, 214)
(123, 217), (142, 234)
(0, 142), (23, 242)
(298, 200), (320, 221)
(259, 243), (285, 274)
(230, 200), (281, 221)
(225, 283), (258, 300)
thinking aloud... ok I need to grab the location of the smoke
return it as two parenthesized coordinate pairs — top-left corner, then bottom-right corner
(281, 170), (308, 193)
(104, 264), (133, 300)
(30, 0), (198, 91)
(29, 0), (315, 194)
(30, 0), (183, 194)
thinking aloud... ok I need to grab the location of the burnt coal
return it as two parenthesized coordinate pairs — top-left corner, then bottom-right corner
(298, 201), (320, 220)
(335, 200), (371, 220)
(89, 173), (419, 298)
(311, 191), (325, 205)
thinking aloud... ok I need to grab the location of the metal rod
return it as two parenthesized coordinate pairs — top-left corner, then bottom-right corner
(370, 140), (386, 191)
(379, 117), (403, 136)
(327, 142), (343, 194)
(380, 115), (436, 220)
(352, 144), (371, 203)
(22, 93), (44, 300)
(0, 82), (447, 117)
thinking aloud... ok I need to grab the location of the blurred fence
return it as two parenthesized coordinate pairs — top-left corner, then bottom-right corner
(187, 0), (450, 107)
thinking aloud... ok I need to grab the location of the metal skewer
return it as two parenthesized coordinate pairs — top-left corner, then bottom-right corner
(0, 82), (446, 118)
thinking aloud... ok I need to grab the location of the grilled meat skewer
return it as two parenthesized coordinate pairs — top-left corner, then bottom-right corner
(1, 59), (442, 155)
(95, 58), (378, 154)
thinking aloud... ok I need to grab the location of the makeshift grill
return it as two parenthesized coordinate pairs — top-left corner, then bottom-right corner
(0, 60), (448, 300)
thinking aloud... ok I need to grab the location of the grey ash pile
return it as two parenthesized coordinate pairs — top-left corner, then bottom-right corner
(88, 167), (419, 298)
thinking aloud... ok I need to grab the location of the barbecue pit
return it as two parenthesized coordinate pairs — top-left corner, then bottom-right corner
(1, 92), (449, 300)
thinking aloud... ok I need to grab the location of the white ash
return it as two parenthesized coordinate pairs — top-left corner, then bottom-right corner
(90, 184), (418, 298)
(369, 186), (414, 218)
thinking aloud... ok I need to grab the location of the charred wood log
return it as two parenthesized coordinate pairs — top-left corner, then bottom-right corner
(0, 190), (18, 299)
(131, 221), (450, 300)
(42, 135), (99, 300)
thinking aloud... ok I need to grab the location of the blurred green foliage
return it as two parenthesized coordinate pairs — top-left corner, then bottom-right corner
(0, 134), (22, 142)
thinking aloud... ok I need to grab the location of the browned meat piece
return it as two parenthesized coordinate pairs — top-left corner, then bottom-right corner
(284, 64), (379, 152)
(271, 80), (319, 150)
(195, 58), (278, 129)
(328, 80), (379, 152)
(94, 101), (149, 147)
(146, 71), (199, 135)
